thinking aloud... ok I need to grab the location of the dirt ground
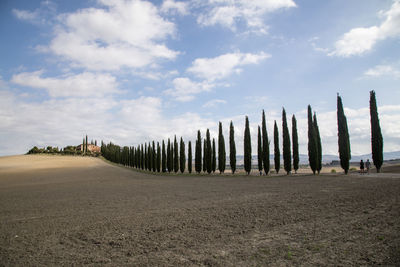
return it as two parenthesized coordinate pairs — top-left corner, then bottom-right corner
(0, 155), (399, 266)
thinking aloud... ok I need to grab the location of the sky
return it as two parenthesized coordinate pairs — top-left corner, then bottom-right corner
(0, 0), (399, 157)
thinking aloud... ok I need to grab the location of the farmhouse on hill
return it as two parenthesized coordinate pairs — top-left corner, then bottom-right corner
(77, 143), (100, 153)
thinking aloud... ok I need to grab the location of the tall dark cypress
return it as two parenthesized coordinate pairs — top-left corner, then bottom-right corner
(85, 135), (88, 154)
(292, 115), (299, 173)
(152, 141), (156, 172)
(282, 108), (292, 175)
(370, 90), (383, 172)
(180, 137), (186, 173)
(206, 129), (212, 174)
(218, 122), (226, 173)
(313, 113), (322, 174)
(162, 140), (166, 172)
(82, 138), (85, 153)
(148, 143), (152, 171)
(174, 135), (179, 173)
(274, 121), (280, 174)
(308, 105), (318, 174)
(144, 143), (148, 170)
(244, 116), (252, 175)
(262, 110), (270, 175)
(203, 139), (207, 173)
(188, 141), (192, 174)
(212, 138), (216, 173)
(195, 130), (202, 173)
(229, 121), (236, 174)
(337, 95), (351, 174)
(141, 144), (144, 169)
(156, 142), (161, 172)
(257, 126), (263, 173)
(167, 138), (171, 172)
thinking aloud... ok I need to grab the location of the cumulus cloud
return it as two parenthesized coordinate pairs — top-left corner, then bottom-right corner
(11, 71), (118, 97)
(164, 77), (215, 102)
(12, 9), (40, 22)
(364, 64), (400, 79)
(196, 0), (296, 34)
(202, 99), (227, 108)
(47, 0), (178, 70)
(330, 0), (400, 57)
(187, 51), (270, 81)
(161, 0), (188, 15)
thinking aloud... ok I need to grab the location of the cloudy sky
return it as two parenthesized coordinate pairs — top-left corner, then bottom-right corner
(0, 0), (399, 157)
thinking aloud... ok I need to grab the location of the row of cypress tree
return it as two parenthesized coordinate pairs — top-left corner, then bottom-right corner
(101, 91), (383, 175)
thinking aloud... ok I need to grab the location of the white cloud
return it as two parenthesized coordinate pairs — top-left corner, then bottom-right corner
(12, 9), (40, 22)
(47, 0), (178, 70)
(364, 64), (400, 79)
(164, 77), (215, 102)
(161, 0), (188, 15)
(196, 0), (296, 34)
(187, 51), (270, 81)
(330, 0), (400, 57)
(11, 70), (118, 97)
(202, 99), (227, 108)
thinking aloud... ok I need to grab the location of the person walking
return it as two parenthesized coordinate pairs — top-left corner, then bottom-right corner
(360, 159), (365, 174)
(366, 159), (371, 174)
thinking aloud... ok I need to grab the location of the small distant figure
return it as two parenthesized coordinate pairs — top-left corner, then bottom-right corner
(360, 159), (365, 174)
(366, 159), (371, 174)
(260, 170), (263, 176)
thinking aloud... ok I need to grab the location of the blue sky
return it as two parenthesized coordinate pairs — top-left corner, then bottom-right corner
(0, 0), (399, 157)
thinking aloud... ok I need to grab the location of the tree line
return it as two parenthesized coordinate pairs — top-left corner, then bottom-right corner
(101, 91), (383, 174)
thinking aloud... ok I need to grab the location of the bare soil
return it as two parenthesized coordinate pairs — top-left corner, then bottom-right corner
(0, 155), (399, 266)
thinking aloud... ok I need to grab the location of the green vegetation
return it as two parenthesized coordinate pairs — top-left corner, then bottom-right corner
(274, 120), (280, 174)
(337, 94), (351, 174)
(244, 116), (252, 175)
(262, 110), (270, 175)
(282, 108), (291, 175)
(218, 122), (226, 173)
(308, 105), (318, 175)
(292, 114), (299, 173)
(229, 121), (236, 174)
(195, 130), (202, 173)
(370, 90), (383, 173)
(188, 141), (192, 174)
(258, 125), (263, 173)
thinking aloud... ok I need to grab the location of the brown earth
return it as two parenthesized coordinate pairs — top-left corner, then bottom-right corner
(0, 155), (399, 266)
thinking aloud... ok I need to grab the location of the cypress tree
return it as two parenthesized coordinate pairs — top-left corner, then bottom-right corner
(212, 138), (216, 173)
(370, 90), (383, 173)
(152, 141), (156, 172)
(156, 142), (161, 172)
(282, 108), (292, 175)
(206, 129), (212, 174)
(257, 126), (263, 173)
(203, 139), (207, 173)
(162, 140), (166, 172)
(195, 130), (202, 173)
(244, 116), (252, 175)
(218, 122), (226, 173)
(262, 110), (270, 175)
(292, 115), (299, 173)
(174, 135), (179, 173)
(144, 143), (148, 170)
(141, 144), (144, 169)
(82, 137), (85, 153)
(229, 121), (236, 174)
(308, 105), (318, 174)
(180, 137), (186, 173)
(337, 95), (351, 174)
(188, 141), (192, 174)
(167, 138), (171, 172)
(274, 121), (280, 174)
(313, 113), (322, 174)
(85, 135), (88, 153)
(148, 143), (152, 171)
